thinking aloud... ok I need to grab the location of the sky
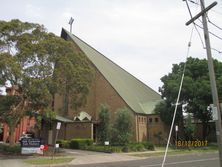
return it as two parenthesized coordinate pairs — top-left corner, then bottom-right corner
(0, 0), (222, 92)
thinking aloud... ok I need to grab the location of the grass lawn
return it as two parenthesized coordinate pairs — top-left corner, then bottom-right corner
(131, 146), (218, 157)
(24, 157), (74, 165)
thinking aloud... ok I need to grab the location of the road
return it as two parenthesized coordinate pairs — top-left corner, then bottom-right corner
(58, 152), (219, 167)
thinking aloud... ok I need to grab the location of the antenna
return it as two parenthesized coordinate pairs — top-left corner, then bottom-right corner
(68, 17), (74, 33)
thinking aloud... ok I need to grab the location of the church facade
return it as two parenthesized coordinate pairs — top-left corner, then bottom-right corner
(43, 28), (168, 145)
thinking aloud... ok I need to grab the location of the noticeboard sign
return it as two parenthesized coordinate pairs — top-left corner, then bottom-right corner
(21, 138), (42, 154)
(20, 138), (41, 148)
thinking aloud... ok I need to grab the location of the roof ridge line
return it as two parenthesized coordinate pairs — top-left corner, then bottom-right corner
(61, 28), (160, 96)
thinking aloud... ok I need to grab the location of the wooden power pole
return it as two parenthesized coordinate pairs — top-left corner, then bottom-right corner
(186, 1), (222, 166)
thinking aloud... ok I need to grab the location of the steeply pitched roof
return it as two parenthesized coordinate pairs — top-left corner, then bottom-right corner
(74, 111), (92, 121)
(56, 115), (74, 123)
(61, 28), (162, 115)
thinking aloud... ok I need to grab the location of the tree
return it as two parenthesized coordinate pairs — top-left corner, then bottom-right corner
(156, 57), (222, 140)
(111, 107), (133, 146)
(97, 104), (111, 144)
(0, 19), (93, 145)
(184, 114), (195, 140)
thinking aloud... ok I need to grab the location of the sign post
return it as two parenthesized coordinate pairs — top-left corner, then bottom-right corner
(52, 122), (61, 159)
(175, 125), (178, 149)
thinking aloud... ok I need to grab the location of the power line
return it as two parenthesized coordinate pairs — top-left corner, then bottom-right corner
(211, 48), (222, 54)
(188, 0), (222, 16)
(185, 0), (222, 54)
(185, 0), (206, 48)
(194, 23), (222, 40)
(207, 18), (222, 31)
(161, 24), (194, 167)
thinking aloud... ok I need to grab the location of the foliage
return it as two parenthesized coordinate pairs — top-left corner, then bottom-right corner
(57, 139), (70, 148)
(97, 104), (111, 144)
(155, 57), (222, 139)
(142, 141), (155, 150)
(0, 143), (21, 154)
(57, 138), (154, 153)
(111, 107), (133, 146)
(184, 114), (195, 140)
(123, 143), (144, 152)
(69, 138), (93, 149)
(25, 158), (74, 165)
(0, 19), (93, 145)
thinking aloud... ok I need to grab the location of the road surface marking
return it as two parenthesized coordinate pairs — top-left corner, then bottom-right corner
(140, 157), (218, 167)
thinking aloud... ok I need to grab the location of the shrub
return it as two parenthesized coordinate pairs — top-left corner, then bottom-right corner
(123, 143), (145, 152)
(0, 143), (21, 154)
(57, 140), (70, 148)
(112, 108), (133, 146)
(97, 104), (111, 144)
(69, 138), (93, 149)
(110, 146), (122, 153)
(142, 141), (155, 151)
(85, 145), (122, 153)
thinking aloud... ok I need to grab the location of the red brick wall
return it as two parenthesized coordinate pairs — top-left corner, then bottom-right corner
(147, 115), (169, 144)
(2, 116), (36, 143)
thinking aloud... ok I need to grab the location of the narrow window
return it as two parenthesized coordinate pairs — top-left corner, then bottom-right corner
(149, 118), (152, 123)
(155, 117), (159, 123)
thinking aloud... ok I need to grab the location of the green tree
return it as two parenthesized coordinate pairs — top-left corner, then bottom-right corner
(156, 57), (222, 139)
(112, 107), (133, 146)
(0, 19), (93, 145)
(184, 114), (195, 140)
(97, 104), (111, 144)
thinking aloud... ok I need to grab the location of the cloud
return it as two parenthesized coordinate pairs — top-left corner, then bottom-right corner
(0, 0), (222, 92)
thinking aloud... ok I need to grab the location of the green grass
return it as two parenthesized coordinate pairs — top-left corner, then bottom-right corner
(131, 146), (218, 157)
(24, 157), (74, 165)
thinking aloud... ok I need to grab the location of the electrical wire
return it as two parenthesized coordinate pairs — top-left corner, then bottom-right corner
(194, 23), (222, 40)
(208, 18), (222, 31)
(186, 0), (222, 54)
(161, 26), (194, 167)
(188, 0), (222, 16)
(198, 0), (222, 31)
(185, 0), (206, 48)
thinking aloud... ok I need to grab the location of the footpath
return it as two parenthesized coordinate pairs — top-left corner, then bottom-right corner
(0, 149), (148, 167)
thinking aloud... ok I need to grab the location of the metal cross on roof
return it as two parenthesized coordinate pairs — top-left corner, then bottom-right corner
(68, 17), (74, 33)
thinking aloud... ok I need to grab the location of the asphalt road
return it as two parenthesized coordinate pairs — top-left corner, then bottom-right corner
(59, 152), (219, 167)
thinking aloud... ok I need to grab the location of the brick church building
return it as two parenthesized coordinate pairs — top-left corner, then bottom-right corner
(42, 28), (168, 145)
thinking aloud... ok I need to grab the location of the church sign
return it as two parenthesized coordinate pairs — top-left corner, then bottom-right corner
(21, 138), (43, 154)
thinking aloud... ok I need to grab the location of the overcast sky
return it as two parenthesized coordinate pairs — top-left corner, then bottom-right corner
(0, 0), (222, 92)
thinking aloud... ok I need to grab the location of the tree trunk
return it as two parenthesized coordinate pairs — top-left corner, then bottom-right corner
(8, 124), (16, 146)
(202, 122), (208, 140)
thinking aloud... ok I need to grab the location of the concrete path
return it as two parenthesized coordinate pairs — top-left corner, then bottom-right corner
(0, 149), (145, 167)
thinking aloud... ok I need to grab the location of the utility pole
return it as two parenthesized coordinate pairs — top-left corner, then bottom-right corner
(186, 1), (222, 166)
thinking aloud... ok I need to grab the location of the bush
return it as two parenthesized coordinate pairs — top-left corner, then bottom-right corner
(85, 145), (122, 153)
(69, 138), (93, 149)
(142, 141), (155, 151)
(0, 143), (21, 154)
(111, 108), (133, 146)
(123, 143), (145, 152)
(57, 140), (70, 148)
(110, 146), (122, 153)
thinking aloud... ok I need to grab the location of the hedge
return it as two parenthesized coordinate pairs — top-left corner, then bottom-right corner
(57, 138), (154, 153)
(69, 138), (93, 149)
(0, 143), (21, 154)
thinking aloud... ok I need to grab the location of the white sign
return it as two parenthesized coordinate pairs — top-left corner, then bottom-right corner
(175, 125), (178, 132)
(104, 141), (109, 146)
(55, 144), (59, 148)
(56, 122), (61, 130)
(21, 147), (43, 154)
(210, 104), (218, 121)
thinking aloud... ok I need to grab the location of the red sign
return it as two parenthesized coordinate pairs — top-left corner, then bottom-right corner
(40, 144), (48, 151)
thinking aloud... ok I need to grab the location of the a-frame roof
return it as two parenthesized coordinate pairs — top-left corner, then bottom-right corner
(61, 28), (161, 115)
